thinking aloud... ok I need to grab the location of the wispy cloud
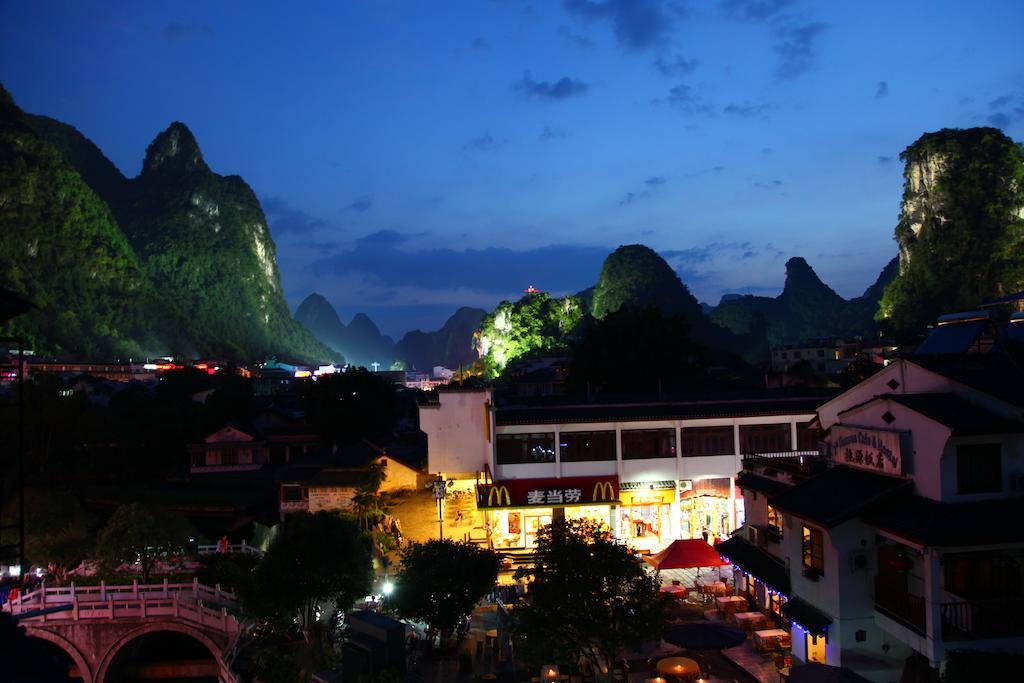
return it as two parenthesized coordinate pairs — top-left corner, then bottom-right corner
(514, 74), (590, 101)
(659, 84), (713, 115)
(348, 196), (373, 213)
(720, 0), (795, 22)
(773, 22), (827, 79)
(539, 125), (570, 141)
(875, 80), (889, 98)
(471, 37), (488, 50)
(262, 195), (328, 235)
(619, 175), (669, 206)
(563, 0), (673, 52)
(877, 156), (894, 165)
(655, 53), (699, 77)
(558, 25), (596, 49)
(986, 94), (1024, 128)
(465, 132), (503, 151)
(754, 179), (784, 189)
(723, 102), (772, 118)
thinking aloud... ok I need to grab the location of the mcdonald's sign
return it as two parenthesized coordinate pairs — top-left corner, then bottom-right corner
(477, 475), (620, 508)
(487, 485), (511, 507)
(592, 480), (615, 502)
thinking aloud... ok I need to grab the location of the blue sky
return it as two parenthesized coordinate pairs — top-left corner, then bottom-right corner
(3, 1), (1023, 338)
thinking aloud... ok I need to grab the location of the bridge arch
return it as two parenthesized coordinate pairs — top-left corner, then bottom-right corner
(95, 621), (228, 682)
(23, 626), (94, 683)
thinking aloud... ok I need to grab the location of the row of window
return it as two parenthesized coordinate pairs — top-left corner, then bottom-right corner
(496, 423), (816, 465)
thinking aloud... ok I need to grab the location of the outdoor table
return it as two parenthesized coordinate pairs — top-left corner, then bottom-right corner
(734, 611), (767, 632)
(702, 581), (727, 596)
(655, 656), (700, 681)
(660, 584), (689, 599)
(715, 595), (747, 616)
(753, 628), (790, 652)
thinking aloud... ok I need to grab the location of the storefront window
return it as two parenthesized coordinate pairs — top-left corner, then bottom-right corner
(496, 433), (555, 464)
(681, 426), (733, 456)
(560, 431), (616, 462)
(739, 424), (791, 455)
(621, 429), (676, 459)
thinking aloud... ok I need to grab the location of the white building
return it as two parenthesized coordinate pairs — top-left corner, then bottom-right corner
(720, 353), (1024, 680)
(418, 386), (828, 553)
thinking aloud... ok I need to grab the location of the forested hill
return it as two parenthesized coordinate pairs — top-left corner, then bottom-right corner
(0, 84), (335, 363)
(0, 85), (179, 358)
(710, 256), (898, 347)
(877, 127), (1024, 340)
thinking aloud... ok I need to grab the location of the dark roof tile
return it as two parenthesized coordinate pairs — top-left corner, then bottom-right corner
(770, 466), (909, 528)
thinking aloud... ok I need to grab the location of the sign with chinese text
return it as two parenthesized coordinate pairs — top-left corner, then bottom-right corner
(477, 475), (620, 508)
(827, 425), (902, 476)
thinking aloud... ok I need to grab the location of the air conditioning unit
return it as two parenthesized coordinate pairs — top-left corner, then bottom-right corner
(849, 549), (869, 572)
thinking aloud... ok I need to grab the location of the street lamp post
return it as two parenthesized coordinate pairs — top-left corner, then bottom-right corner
(428, 474), (454, 541)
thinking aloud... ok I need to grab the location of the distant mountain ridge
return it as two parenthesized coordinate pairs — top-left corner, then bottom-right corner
(710, 256), (899, 347)
(0, 84), (334, 363)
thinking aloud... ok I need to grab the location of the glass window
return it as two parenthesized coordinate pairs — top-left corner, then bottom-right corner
(682, 426), (733, 456)
(802, 525), (824, 574)
(740, 424), (792, 455)
(956, 444), (1002, 494)
(621, 429), (676, 460)
(560, 431), (616, 462)
(496, 433), (555, 464)
(767, 505), (783, 539)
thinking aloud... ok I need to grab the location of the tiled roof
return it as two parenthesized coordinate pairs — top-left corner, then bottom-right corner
(716, 535), (790, 595)
(909, 355), (1024, 409)
(878, 393), (1024, 435)
(736, 472), (793, 498)
(781, 597), (832, 636)
(862, 494), (1024, 547)
(770, 466), (909, 528)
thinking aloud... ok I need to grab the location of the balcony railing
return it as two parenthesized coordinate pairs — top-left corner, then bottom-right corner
(942, 598), (1024, 641)
(742, 450), (820, 461)
(875, 577), (926, 635)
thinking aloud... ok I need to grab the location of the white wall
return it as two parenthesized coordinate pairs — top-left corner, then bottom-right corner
(419, 389), (493, 475)
(940, 434), (1024, 502)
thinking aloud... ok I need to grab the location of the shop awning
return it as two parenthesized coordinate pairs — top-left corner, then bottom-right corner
(781, 597), (832, 636)
(644, 539), (730, 570)
(715, 535), (790, 596)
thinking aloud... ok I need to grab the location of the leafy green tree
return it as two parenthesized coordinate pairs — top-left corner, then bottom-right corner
(392, 539), (500, 647)
(95, 502), (194, 583)
(475, 292), (586, 377)
(245, 512), (373, 634)
(1, 488), (92, 585)
(512, 519), (667, 679)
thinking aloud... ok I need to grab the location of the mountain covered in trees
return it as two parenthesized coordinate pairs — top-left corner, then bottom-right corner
(394, 306), (486, 371)
(0, 84), (334, 363)
(877, 127), (1024, 339)
(710, 256), (898, 347)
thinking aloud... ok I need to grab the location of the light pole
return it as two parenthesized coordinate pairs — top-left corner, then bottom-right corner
(428, 474), (454, 541)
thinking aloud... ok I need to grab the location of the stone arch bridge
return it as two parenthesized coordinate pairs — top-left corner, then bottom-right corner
(5, 579), (240, 682)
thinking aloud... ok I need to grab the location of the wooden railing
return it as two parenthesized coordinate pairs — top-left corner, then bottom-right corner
(4, 579), (240, 634)
(942, 598), (1024, 641)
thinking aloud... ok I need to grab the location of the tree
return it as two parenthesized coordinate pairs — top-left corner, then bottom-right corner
(14, 488), (92, 585)
(392, 539), (500, 647)
(94, 502), (194, 583)
(512, 519), (667, 679)
(245, 512), (373, 635)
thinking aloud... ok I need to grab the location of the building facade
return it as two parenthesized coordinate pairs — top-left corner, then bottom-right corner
(719, 354), (1024, 680)
(419, 387), (828, 553)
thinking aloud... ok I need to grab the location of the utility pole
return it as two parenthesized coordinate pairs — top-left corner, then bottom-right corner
(429, 473), (453, 541)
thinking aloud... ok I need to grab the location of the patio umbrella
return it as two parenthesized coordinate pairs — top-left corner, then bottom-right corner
(662, 622), (746, 650)
(788, 663), (872, 683)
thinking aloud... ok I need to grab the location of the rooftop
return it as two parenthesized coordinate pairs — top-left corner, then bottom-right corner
(880, 393), (1024, 435)
(735, 471), (794, 498)
(770, 466), (909, 528)
(716, 535), (790, 596)
(909, 354), (1024, 409)
(862, 494), (1024, 547)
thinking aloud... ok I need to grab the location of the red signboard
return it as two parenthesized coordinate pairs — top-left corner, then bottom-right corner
(477, 475), (620, 508)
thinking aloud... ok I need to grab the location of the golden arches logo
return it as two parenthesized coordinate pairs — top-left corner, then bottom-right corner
(487, 485), (511, 507)
(592, 480), (614, 501)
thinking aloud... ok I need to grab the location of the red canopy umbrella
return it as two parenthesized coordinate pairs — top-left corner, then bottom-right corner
(643, 539), (730, 570)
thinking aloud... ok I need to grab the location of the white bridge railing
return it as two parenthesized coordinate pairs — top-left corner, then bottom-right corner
(4, 579), (240, 634)
(196, 540), (263, 557)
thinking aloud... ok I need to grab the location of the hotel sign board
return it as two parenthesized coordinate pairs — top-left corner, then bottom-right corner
(827, 425), (902, 476)
(477, 475), (619, 509)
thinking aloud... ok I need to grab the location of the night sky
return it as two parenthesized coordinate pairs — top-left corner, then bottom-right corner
(3, 1), (1022, 338)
